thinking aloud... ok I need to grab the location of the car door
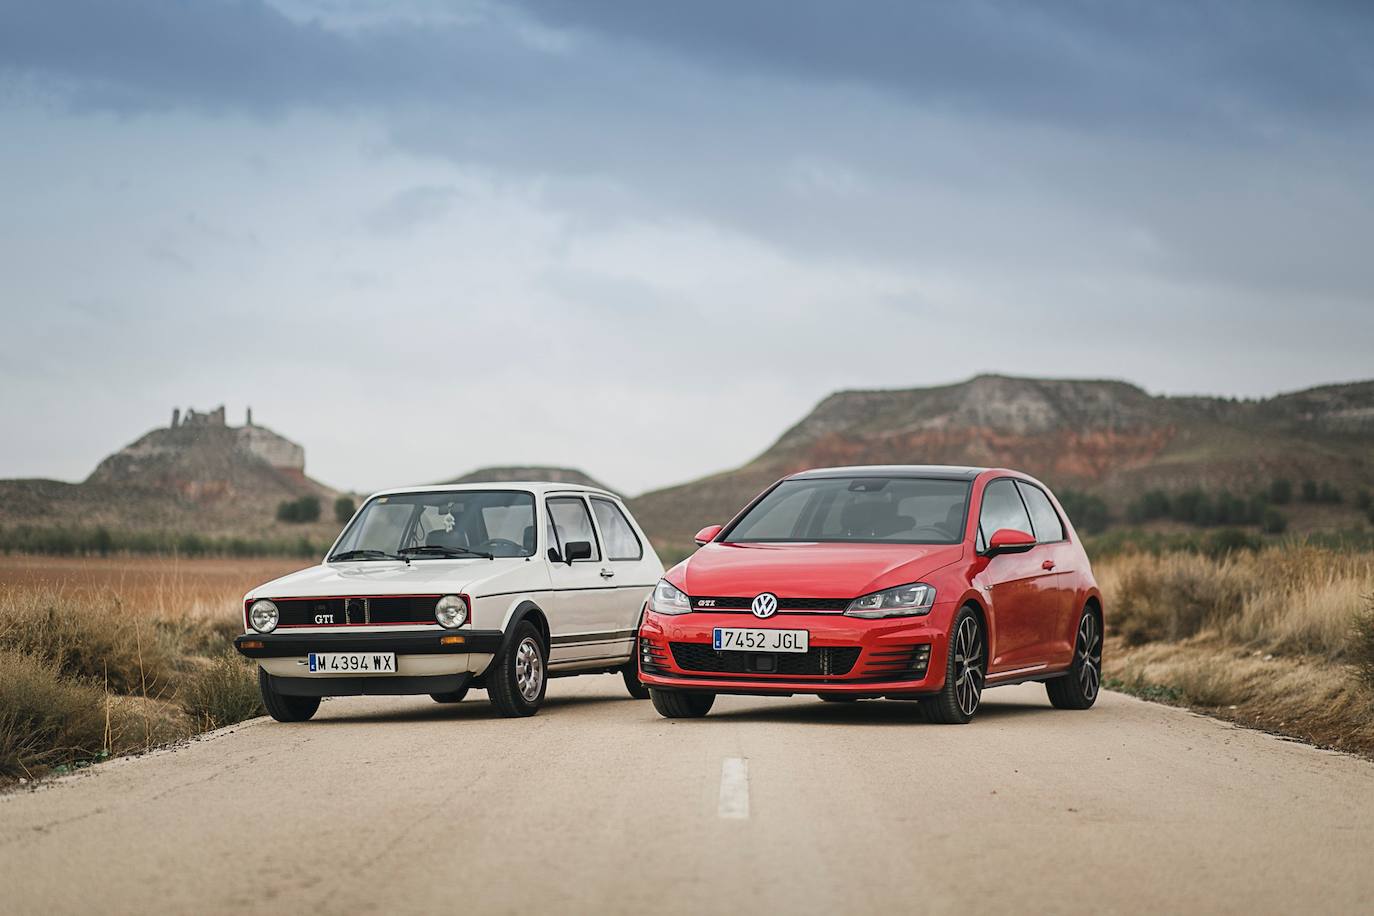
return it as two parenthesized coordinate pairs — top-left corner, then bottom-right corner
(544, 494), (616, 667)
(976, 478), (1047, 672)
(1014, 481), (1078, 666)
(588, 496), (658, 659)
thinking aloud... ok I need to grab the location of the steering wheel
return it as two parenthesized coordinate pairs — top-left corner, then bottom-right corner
(474, 537), (525, 555)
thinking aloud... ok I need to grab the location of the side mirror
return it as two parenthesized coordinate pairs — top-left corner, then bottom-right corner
(694, 524), (723, 546)
(986, 528), (1036, 556)
(546, 547), (562, 564)
(563, 540), (593, 564)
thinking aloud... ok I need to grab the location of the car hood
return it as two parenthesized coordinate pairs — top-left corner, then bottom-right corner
(247, 558), (542, 601)
(670, 541), (966, 600)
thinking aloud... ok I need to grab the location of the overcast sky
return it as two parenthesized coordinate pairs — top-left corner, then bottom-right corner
(2, 1), (1372, 495)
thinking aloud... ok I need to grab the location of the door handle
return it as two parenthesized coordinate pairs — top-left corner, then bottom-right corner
(599, 568), (615, 579)
(1042, 560), (1056, 571)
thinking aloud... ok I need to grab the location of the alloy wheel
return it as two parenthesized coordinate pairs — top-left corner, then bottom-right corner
(515, 637), (544, 702)
(1076, 613), (1102, 701)
(953, 615), (984, 717)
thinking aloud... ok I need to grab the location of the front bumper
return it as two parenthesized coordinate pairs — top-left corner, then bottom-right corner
(638, 608), (953, 697)
(234, 628), (503, 658)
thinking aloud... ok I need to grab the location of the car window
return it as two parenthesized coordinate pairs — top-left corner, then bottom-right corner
(726, 477), (970, 544)
(331, 491), (536, 559)
(547, 497), (601, 562)
(591, 498), (643, 560)
(978, 479), (1033, 546)
(1017, 482), (1066, 543)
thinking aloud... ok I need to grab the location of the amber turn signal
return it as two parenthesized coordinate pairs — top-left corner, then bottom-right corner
(240, 640), (264, 649)
(439, 635), (466, 645)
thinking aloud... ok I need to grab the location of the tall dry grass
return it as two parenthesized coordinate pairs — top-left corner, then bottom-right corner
(0, 555), (294, 782)
(1097, 546), (1374, 660)
(1097, 546), (1374, 755)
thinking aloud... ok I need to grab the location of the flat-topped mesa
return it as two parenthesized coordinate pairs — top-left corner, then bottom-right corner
(87, 406), (306, 490)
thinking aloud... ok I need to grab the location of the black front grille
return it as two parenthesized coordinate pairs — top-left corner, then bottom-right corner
(691, 596), (848, 612)
(268, 595), (439, 627)
(670, 643), (860, 676)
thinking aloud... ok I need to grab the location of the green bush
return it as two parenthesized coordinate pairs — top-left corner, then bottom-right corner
(1201, 528), (1262, 559)
(1319, 482), (1343, 505)
(275, 496), (321, 524)
(1269, 478), (1293, 505)
(0, 524), (323, 559)
(334, 496), (356, 524)
(1302, 479), (1319, 503)
(180, 652), (264, 730)
(1356, 489), (1372, 512)
(1056, 489), (1110, 533)
(1262, 508), (1288, 534)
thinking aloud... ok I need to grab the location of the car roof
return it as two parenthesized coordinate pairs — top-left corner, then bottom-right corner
(785, 465), (987, 481)
(368, 482), (621, 500)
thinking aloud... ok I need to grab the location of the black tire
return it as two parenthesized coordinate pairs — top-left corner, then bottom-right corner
(487, 621), (547, 717)
(258, 668), (321, 723)
(1047, 607), (1102, 710)
(621, 660), (650, 700)
(919, 606), (985, 725)
(430, 686), (469, 704)
(818, 693), (858, 703)
(649, 688), (715, 718)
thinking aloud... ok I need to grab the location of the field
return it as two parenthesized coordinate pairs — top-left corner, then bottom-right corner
(0, 555), (301, 783)
(3, 546), (1373, 785)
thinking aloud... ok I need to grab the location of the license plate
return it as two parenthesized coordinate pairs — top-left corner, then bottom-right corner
(712, 628), (809, 653)
(307, 652), (397, 673)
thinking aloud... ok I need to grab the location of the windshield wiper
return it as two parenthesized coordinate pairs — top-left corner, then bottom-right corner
(398, 545), (494, 560)
(330, 549), (406, 562)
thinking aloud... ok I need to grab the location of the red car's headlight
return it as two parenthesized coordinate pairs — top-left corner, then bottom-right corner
(845, 583), (936, 618)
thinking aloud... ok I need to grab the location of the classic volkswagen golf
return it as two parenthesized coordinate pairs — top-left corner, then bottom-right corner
(234, 483), (663, 720)
(639, 465), (1103, 723)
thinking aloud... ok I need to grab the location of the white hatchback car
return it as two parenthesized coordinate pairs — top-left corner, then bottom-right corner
(234, 483), (663, 719)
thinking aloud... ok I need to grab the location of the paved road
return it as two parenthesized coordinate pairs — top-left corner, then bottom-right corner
(3, 679), (1372, 915)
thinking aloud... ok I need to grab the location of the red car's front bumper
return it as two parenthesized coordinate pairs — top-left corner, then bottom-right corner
(638, 605), (955, 697)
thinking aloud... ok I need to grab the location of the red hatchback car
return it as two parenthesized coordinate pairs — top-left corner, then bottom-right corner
(638, 465), (1103, 723)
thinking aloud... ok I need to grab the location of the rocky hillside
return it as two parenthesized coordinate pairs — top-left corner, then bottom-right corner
(443, 466), (616, 494)
(629, 376), (1374, 552)
(0, 406), (339, 539)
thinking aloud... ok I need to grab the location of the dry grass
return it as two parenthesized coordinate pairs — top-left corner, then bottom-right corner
(1097, 547), (1374, 755)
(0, 555), (296, 784)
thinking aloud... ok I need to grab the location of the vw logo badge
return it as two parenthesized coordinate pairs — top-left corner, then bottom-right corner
(751, 592), (779, 619)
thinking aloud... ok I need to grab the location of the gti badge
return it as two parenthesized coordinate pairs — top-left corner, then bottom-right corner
(751, 592), (779, 619)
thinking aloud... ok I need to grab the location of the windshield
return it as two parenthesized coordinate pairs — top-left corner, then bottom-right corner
(330, 490), (537, 560)
(723, 477), (970, 545)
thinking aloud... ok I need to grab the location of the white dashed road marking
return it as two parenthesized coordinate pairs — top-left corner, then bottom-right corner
(718, 757), (750, 820)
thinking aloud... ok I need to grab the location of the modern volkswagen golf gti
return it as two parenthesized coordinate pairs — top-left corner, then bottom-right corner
(638, 465), (1103, 723)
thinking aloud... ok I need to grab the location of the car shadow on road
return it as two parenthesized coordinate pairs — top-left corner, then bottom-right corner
(312, 693), (640, 725)
(703, 698), (1052, 727)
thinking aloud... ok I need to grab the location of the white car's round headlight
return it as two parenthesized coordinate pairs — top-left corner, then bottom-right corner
(249, 599), (279, 633)
(435, 594), (469, 629)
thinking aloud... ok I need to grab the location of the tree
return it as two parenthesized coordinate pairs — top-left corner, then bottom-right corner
(1357, 489), (1373, 511)
(1262, 508), (1288, 535)
(334, 496), (357, 524)
(277, 496), (321, 524)
(1269, 478), (1293, 505)
(1301, 479), (1319, 503)
(1319, 482), (1342, 505)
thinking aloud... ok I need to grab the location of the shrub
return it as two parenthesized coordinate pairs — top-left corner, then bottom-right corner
(0, 590), (178, 696)
(1355, 601), (1374, 693)
(334, 496), (356, 524)
(1262, 508), (1288, 534)
(1056, 489), (1109, 533)
(276, 496), (321, 524)
(180, 652), (264, 730)
(1203, 528), (1262, 559)
(1319, 482), (1343, 505)
(1302, 479), (1319, 503)
(0, 649), (108, 779)
(1270, 478), (1293, 505)
(1356, 489), (1373, 512)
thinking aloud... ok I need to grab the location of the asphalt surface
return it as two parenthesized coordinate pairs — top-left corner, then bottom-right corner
(3, 679), (1372, 915)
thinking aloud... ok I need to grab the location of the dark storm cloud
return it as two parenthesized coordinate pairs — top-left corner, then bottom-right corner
(0, 0), (555, 111)
(4, 0), (1372, 131)
(517, 0), (1374, 128)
